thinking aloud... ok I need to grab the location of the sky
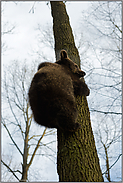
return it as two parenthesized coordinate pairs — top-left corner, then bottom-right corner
(2, 1), (92, 181)
(2, 1), (90, 64)
(1, 1), (122, 182)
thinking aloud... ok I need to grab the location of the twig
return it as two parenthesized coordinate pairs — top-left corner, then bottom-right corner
(102, 154), (122, 175)
(1, 160), (20, 181)
(27, 128), (47, 168)
(90, 109), (122, 115)
(2, 121), (23, 156)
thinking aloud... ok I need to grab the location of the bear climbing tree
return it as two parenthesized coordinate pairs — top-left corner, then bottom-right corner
(29, 50), (90, 132)
(50, 1), (104, 182)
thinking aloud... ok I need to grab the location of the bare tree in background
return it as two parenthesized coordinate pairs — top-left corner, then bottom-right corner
(77, 1), (122, 181)
(2, 61), (56, 182)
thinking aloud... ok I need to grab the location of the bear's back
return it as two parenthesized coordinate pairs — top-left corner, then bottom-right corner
(33, 62), (74, 98)
(28, 62), (77, 129)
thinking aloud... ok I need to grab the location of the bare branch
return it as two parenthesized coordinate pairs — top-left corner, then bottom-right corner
(2, 25), (16, 35)
(90, 109), (122, 115)
(27, 128), (47, 169)
(29, 2), (36, 14)
(28, 134), (42, 141)
(1, 160), (20, 181)
(4, 75), (21, 127)
(102, 154), (122, 175)
(13, 170), (22, 174)
(2, 120), (23, 156)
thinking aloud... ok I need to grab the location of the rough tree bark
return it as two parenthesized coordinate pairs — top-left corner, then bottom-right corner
(50, 1), (104, 182)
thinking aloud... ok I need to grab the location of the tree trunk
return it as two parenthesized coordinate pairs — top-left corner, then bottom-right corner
(103, 144), (111, 182)
(20, 110), (30, 182)
(50, 1), (104, 182)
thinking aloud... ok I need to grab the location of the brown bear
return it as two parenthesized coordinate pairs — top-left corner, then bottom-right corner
(28, 50), (90, 132)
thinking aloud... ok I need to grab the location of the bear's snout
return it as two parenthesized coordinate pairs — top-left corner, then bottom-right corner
(77, 70), (86, 77)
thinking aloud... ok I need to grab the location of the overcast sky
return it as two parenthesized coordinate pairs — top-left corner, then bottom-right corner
(2, 1), (92, 181)
(2, 1), (91, 64)
(2, 1), (121, 182)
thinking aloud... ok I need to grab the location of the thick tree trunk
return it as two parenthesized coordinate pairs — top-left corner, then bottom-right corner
(50, 1), (104, 182)
(50, 1), (80, 67)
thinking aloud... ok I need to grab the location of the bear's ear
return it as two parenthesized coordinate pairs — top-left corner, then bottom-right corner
(55, 50), (70, 66)
(60, 50), (68, 60)
(38, 63), (45, 70)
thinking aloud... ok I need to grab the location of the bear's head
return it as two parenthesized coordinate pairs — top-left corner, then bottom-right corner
(37, 49), (90, 97)
(55, 50), (86, 79)
(38, 50), (85, 80)
(55, 50), (90, 97)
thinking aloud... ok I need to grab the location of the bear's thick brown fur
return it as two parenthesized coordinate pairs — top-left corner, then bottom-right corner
(28, 50), (90, 132)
